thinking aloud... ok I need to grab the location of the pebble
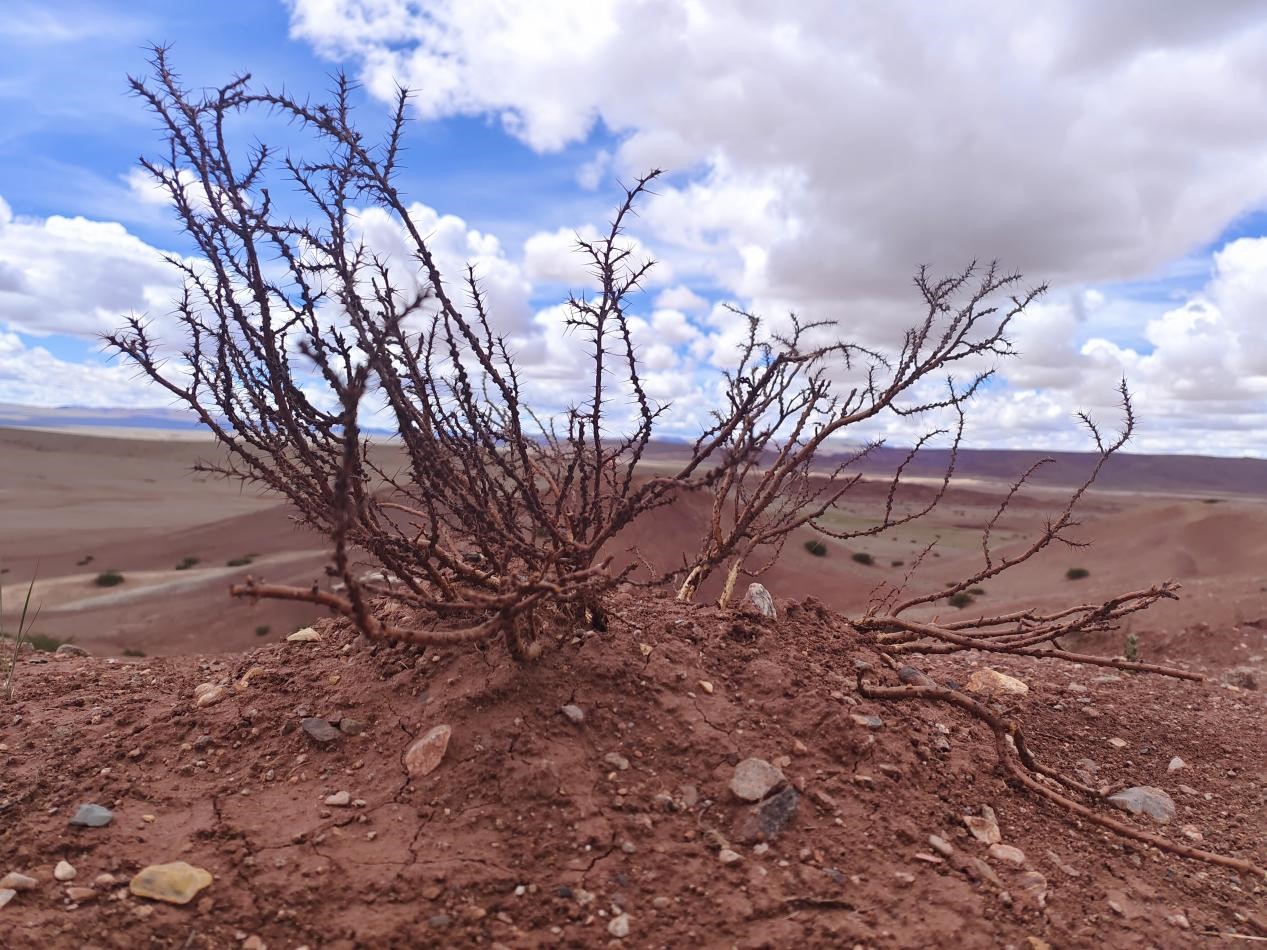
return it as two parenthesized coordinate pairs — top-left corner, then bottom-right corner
(730, 758), (785, 802)
(66, 886), (96, 902)
(1017, 871), (1048, 907)
(1107, 737), (1128, 749)
(742, 583), (777, 619)
(561, 705), (585, 724)
(324, 791), (351, 807)
(194, 683), (228, 708)
(69, 804), (113, 828)
(404, 724), (452, 779)
(607, 912), (631, 938)
(286, 628), (322, 642)
(740, 786), (800, 842)
(988, 843), (1027, 866)
(849, 713), (885, 730)
(603, 752), (630, 771)
(301, 718), (341, 746)
(1180, 824), (1203, 841)
(963, 806), (1001, 845)
(242, 937), (266, 950)
(1167, 756), (1186, 773)
(0, 873), (36, 892)
(339, 718), (365, 736)
(697, 680), (714, 695)
(54, 861), (76, 882)
(1107, 786), (1176, 824)
(129, 862), (213, 904)
(718, 849), (742, 865)
(0, 889), (15, 910)
(928, 835), (955, 857)
(965, 668), (1029, 698)
(55, 644), (90, 657)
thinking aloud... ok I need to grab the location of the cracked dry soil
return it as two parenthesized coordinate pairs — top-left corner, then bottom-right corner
(1, 590), (1265, 948)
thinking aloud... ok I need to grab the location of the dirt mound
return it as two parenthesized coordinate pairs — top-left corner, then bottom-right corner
(2, 591), (1265, 948)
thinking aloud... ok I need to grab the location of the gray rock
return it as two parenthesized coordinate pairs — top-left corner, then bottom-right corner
(338, 718), (365, 736)
(738, 786), (800, 842)
(0, 873), (36, 892)
(0, 889), (15, 910)
(741, 583), (777, 619)
(561, 704), (585, 725)
(301, 718), (341, 745)
(607, 912), (631, 938)
(1108, 786), (1176, 824)
(1167, 756), (1186, 773)
(69, 804), (113, 828)
(730, 757), (785, 802)
(55, 644), (90, 657)
(849, 713), (885, 730)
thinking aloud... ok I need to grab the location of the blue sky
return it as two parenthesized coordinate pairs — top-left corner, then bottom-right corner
(1, 1), (1266, 455)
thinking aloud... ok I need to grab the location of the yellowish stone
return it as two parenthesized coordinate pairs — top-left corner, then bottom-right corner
(129, 862), (213, 905)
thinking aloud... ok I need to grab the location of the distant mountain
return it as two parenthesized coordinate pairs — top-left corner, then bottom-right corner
(0, 402), (204, 431)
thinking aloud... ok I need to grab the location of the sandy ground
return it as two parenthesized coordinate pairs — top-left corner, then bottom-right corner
(3, 426), (1266, 660)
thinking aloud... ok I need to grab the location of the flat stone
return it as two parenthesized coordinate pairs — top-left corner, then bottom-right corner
(603, 752), (630, 771)
(129, 862), (213, 905)
(194, 683), (228, 708)
(301, 718), (341, 746)
(718, 849), (742, 865)
(286, 627), (322, 642)
(324, 791), (351, 807)
(963, 805), (1001, 845)
(338, 718), (365, 736)
(65, 886), (96, 902)
(928, 835), (955, 857)
(0, 889), (15, 910)
(1108, 786), (1176, 824)
(742, 583), (777, 619)
(0, 873), (36, 892)
(966, 668), (1029, 698)
(730, 758), (784, 802)
(53, 861), (76, 882)
(404, 724), (452, 779)
(55, 644), (90, 657)
(988, 843), (1027, 866)
(560, 705), (585, 725)
(69, 804), (113, 828)
(849, 713), (885, 730)
(1107, 737), (1128, 749)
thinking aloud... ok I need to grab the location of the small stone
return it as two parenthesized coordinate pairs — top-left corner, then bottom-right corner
(639, 642), (653, 657)
(404, 724), (452, 779)
(338, 718), (365, 736)
(235, 666), (265, 691)
(69, 804), (113, 827)
(1045, 850), (1079, 878)
(194, 683), (228, 708)
(1167, 756), (1186, 773)
(718, 849), (742, 865)
(242, 937), (266, 950)
(1167, 911), (1190, 929)
(54, 861), (76, 882)
(286, 627), (322, 642)
(301, 718), (341, 746)
(1107, 786), (1176, 824)
(928, 835), (955, 857)
(730, 758), (785, 802)
(965, 668), (1029, 698)
(603, 752), (630, 771)
(93, 873), (116, 886)
(894, 871), (915, 884)
(0, 873), (36, 892)
(741, 583), (777, 619)
(66, 886), (96, 902)
(428, 914), (452, 929)
(849, 713), (885, 730)
(988, 843), (1027, 866)
(738, 786), (800, 842)
(0, 889), (14, 910)
(560, 705), (585, 724)
(697, 680), (714, 695)
(1180, 824), (1203, 841)
(55, 643), (90, 657)
(1107, 737), (1128, 749)
(607, 912), (631, 938)
(142, 815), (156, 823)
(129, 862), (213, 905)
(652, 896), (671, 910)
(913, 852), (943, 865)
(963, 806), (1001, 845)
(324, 791), (351, 807)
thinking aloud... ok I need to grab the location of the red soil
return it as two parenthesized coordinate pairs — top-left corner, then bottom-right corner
(2, 591), (1265, 948)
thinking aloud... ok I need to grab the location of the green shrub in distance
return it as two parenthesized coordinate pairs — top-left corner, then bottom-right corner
(255, 625), (271, 637)
(948, 591), (975, 609)
(1066, 567), (1090, 581)
(227, 556), (254, 567)
(175, 556), (200, 571)
(804, 539), (828, 557)
(851, 552), (874, 566)
(94, 571), (124, 588)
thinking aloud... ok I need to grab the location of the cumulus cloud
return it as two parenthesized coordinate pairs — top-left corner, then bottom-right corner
(0, 331), (175, 407)
(288, 0), (1267, 317)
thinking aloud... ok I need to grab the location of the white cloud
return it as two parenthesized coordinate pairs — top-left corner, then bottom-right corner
(0, 331), (174, 407)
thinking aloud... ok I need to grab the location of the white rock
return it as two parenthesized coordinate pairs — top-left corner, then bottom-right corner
(730, 758), (785, 802)
(286, 628), (322, 642)
(718, 849), (742, 865)
(965, 668), (1029, 698)
(1108, 786), (1176, 824)
(53, 861), (76, 882)
(1167, 756), (1186, 773)
(0, 889), (15, 910)
(987, 843), (1026, 866)
(607, 912), (631, 938)
(963, 805), (1001, 845)
(324, 791), (351, 807)
(742, 583), (777, 619)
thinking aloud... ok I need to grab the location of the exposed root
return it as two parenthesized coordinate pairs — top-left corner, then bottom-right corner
(857, 667), (1267, 880)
